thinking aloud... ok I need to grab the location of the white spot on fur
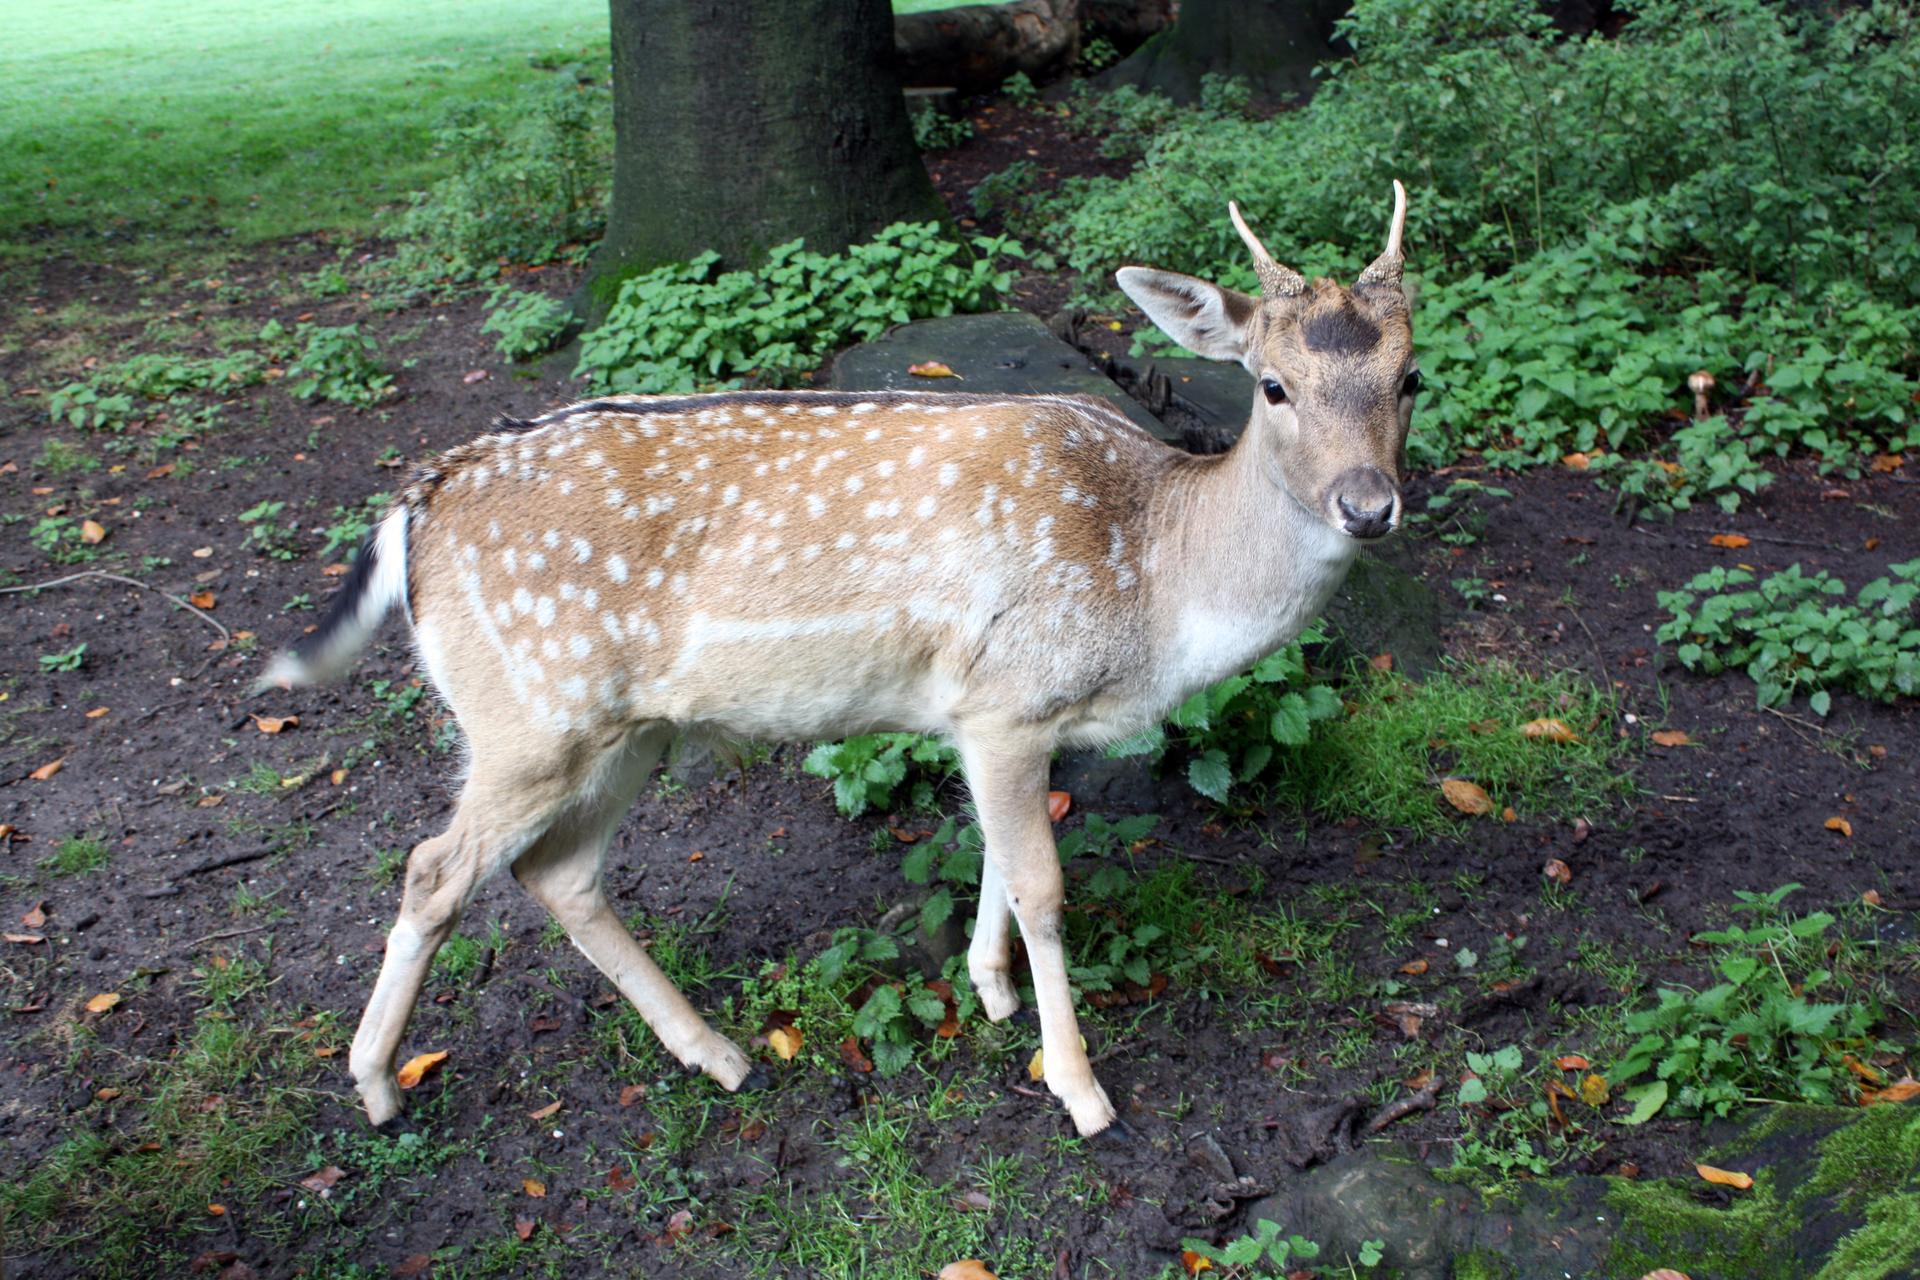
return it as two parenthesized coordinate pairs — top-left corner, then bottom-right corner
(938, 463), (959, 487)
(568, 634), (592, 659)
(535, 596), (556, 627)
(606, 555), (629, 584)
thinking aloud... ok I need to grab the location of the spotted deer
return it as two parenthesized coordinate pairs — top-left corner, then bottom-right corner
(263, 183), (1417, 1138)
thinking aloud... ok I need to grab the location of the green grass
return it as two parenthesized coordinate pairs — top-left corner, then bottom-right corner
(1268, 662), (1634, 835)
(41, 834), (110, 876)
(0, 0), (606, 249)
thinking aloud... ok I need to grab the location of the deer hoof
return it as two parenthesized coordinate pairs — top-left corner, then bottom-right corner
(1064, 1080), (1118, 1139)
(359, 1076), (403, 1128)
(701, 1036), (755, 1092)
(973, 971), (1021, 1022)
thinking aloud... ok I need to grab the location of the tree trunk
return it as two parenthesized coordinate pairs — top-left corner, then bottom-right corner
(893, 0), (1081, 92)
(581, 0), (946, 318)
(1098, 0), (1349, 106)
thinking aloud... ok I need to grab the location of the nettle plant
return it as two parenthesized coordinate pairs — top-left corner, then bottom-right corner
(803, 732), (960, 819)
(576, 222), (1017, 394)
(1657, 560), (1920, 712)
(1612, 885), (1886, 1123)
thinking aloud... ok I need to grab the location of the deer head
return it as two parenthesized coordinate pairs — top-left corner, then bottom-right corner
(1116, 181), (1416, 541)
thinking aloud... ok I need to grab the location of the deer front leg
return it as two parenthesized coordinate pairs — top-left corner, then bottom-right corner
(968, 859), (1021, 1022)
(957, 729), (1116, 1137)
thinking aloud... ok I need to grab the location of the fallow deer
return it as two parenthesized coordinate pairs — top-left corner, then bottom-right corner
(263, 182), (1417, 1138)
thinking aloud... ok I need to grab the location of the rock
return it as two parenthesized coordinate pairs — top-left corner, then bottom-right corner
(1103, 351), (1250, 454)
(1320, 550), (1443, 679)
(1186, 1132), (1238, 1182)
(1241, 1148), (1474, 1280)
(894, 0), (1081, 92)
(830, 311), (1177, 443)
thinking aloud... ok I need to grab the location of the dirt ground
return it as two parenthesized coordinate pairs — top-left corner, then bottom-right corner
(2, 101), (1915, 1279)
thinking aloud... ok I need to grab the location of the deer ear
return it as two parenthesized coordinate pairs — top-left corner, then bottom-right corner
(1116, 267), (1257, 366)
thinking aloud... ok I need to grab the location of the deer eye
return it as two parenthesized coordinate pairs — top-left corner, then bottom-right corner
(1260, 378), (1288, 405)
(1401, 369), (1423, 398)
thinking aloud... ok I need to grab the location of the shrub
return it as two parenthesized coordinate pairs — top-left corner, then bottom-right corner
(283, 323), (393, 407)
(803, 732), (960, 819)
(1656, 560), (1920, 711)
(576, 222), (1018, 394)
(480, 285), (571, 359)
(909, 104), (974, 151)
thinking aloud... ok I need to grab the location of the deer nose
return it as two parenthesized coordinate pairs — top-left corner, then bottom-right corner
(1333, 467), (1399, 540)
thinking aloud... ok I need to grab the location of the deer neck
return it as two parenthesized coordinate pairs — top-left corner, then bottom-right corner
(1147, 418), (1361, 698)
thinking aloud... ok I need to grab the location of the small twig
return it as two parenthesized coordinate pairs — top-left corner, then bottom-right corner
(1009, 1084), (1050, 1101)
(1560, 601), (1617, 718)
(1657, 794), (1700, 804)
(1365, 1083), (1440, 1134)
(168, 847), (277, 883)
(1722, 531), (1838, 551)
(0, 570), (231, 645)
(1762, 704), (1839, 737)
(186, 924), (272, 949)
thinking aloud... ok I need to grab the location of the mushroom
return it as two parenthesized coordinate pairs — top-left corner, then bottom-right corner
(1688, 370), (1715, 421)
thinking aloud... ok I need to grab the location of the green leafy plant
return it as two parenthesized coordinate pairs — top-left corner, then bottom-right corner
(803, 733), (959, 819)
(1657, 560), (1920, 711)
(283, 324), (393, 406)
(900, 816), (984, 937)
(481, 285), (571, 359)
(909, 104), (974, 151)
(577, 222), (1017, 394)
(809, 928), (964, 1076)
(969, 160), (1041, 224)
(35, 439), (100, 478)
(1611, 885), (1885, 1122)
(1107, 631), (1341, 805)
(1449, 1043), (1567, 1179)
(38, 642), (87, 673)
(1000, 71), (1040, 107)
(317, 495), (390, 560)
(1076, 35), (1120, 74)
(27, 515), (98, 565)
(1181, 1220), (1323, 1278)
(45, 383), (137, 432)
(238, 499), (301, 560)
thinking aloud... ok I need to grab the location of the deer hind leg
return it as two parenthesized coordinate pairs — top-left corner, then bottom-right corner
(509, 727), (754, 1091)
(957, 727), (1117, 1137)
(349, 765), (558, 1125)
(968, 859), (1021, 1022)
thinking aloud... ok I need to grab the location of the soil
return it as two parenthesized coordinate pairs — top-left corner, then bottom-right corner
(1, 99), (1915, 1280)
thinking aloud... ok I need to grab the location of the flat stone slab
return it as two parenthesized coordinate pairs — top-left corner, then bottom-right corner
(830, 311), (1177, 443)
(1108, 351), (1253, 450)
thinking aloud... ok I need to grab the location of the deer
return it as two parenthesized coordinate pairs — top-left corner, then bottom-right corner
(261, 182), (1417, 1139)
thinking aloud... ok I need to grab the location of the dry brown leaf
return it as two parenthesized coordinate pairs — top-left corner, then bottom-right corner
(1708, 533), (1750, 549)
(1864, 1080), (1920, 1106)
(207, 1203), (227, 1216)
(86, 706), (109, 718)
(189, 590), (216, 609)
(1027, 1048), (1045, 1082)
(1555, 1054), (1590, 1071)
(527, 1100), (562, 1121)
(5, 933), (46, 945)
(1695, 1164), (1754, 1190)
(86, 992), (121, 1014)
(395, 1050), (448, 1089)
(299, 1165), (346, 1195)
(1398, 958), (1429, 976)
(1520, 718), (1580, 743)
(1181, 1250), (1215, 1276)
(767, 1024), (803, 1061)
(79, 519), (108, 545)
(607, 1165), (636, 1191)
(1824, 816), (1853, 837)
(1500, 805), (1519, 823)
(28, 757), (66, 781)
(330, 768), (349, 786)
(321, 562), (350, 577)
(1561, 451), (1591, 471)
(1441, 778), (1493, 816)
(1869, 453), (1905, 472)
(1046, 790), (1072, 823)
(662, 1208), (694, 1243)
(22, 902), (47, 929)
(522, 1178), (546, 1198)
(908, 361), (961, 379)
(394, 1255), (432, 1278)
(1637, 1271), (1693, 1280)
(619, 1082), (647, 1107)
(1580, 1073), (1611, 1106)
(1862, 889), (1883, 907)
(1369, 652), (1394, 673)
(462, 369), (490, 385)
(252, 714), (298, 734)
(840, 1035), (875, 1073)
(1651, 729), (1691, 747)
(938, 1263), (1001, 1280)
(95, 1087), (121, 1101)
(514, 1217), (537, 1242)
(1543, 858), (1573, 886)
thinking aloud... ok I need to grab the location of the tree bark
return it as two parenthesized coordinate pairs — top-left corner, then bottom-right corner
(893, 0), (1082, 92)
(1098, 0), (1350, 106)
(581, 0), (946, 319)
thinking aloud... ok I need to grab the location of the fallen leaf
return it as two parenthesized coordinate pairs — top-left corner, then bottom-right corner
(619, 1083), (647, 1106)
(1637, 1271), (1693, 1280)
(663, 1208), (694, 1243)
(1869, 453), (1905, 472)
(767, 1024), (803, 1061)
(1580, 1073), (1611, 1106)
(939, 1263), (1001, 1280)
(208, 1203), (227, 1216)
(1842, 1055), (1884, 1087)
(1500, 805), (1518, 823)
(330, 768), (349, 786)
(1561, 451), (1591, 471)
(299, 1165), (346, 1195)
(522, 1178), (546, 1198)
(1863, 1079), (1920, 1106)
(1180, 1250), (1215, 1276)
(394, 1255), (432, 1277)
(5, 933), (46, 945)
(321, 562), (350, 577)
(1862, 889), (1883, 907)
(189, 590), (216, 609)
(1708, 533), (1750, 549)
(514, 1217), (536, 1242)
(86, 992), (121, 1014)
(1824, 817), (1852, 837)
(86, 706), (110, 718)
(1441, 778), (1493, 816)
(527, 1100), (562, 1121)
(1651, 729), (1691, 747)
(95, 1087), (121, 1101)
(1543, 858), (1573, 886)
(80, 519), (108, 545)
(1027, 1048), (1045, 1082)
(22, 902), (47, 928)
(1520, 718), (1580, 743)
(462, 369), (490, 384)
(1398, 958), (1429, 976)
(1695, 1164), (1754, 1190)
(840, 1035), (874, 1073)
(908, 361), (961, 379)
(395, 1050), (448, 1089)
(1555, 1054), (1591, 1071)
(1369, 652), (1394, 673)
(252, 714), (298, 734)
(29, 758), (65, 781)
(1046, 790), (1071, 823)
(607, 1165), (636, 1191)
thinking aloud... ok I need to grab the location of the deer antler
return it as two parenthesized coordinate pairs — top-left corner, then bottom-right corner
(1228, 201), (1306, 298)
(1355, 179), (1408, 290)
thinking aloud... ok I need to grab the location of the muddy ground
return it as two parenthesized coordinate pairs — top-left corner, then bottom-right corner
(1, 100), (1915, 1279)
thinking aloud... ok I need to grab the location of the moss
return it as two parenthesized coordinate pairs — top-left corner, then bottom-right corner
(1602, 1176), (1797, 1280)
(1453, 1248), (1517, 1280)
(1800, 1104), (1920, 1213)
(1814, 1188), (1920, 1280)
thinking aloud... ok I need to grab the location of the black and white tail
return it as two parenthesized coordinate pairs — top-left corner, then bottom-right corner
(258, 507), (411, 689)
